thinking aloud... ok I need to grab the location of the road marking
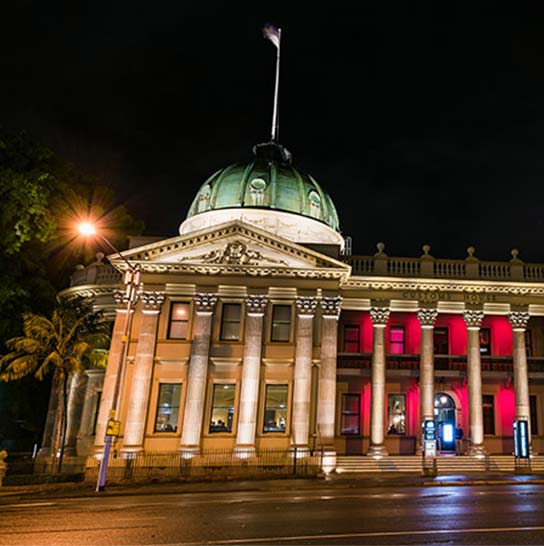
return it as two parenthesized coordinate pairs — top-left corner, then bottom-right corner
(1, 502), (56, 508)
(167, 525), (544, 545)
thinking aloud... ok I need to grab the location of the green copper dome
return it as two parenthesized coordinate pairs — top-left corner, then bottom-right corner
(186, 143), (340, 231)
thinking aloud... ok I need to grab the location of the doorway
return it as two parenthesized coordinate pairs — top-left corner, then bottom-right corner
(434, 392), (456, 452)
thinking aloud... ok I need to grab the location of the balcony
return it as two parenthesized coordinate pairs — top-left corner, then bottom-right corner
(337, 354), (544, 374)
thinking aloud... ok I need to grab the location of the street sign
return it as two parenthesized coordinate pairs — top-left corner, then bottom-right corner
(106, 419), (121, 437)
(513, 419), (529, 459)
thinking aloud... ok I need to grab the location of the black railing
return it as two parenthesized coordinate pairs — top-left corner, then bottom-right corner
(84, 448), (322, 484)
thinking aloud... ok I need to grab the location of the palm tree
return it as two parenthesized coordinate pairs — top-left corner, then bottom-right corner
(0, 302), (110, 473)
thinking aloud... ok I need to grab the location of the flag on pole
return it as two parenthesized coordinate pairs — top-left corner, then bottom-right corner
(263, 24), (280, 49)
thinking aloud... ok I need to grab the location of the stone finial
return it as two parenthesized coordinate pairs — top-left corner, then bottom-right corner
(194, 293), (218, 314)
(510, 248), (522, 263)
(320, 296), (342, 318)
(370, 306), (391, 326)
(96, 252), (105, 263)
(463, 309), (484, 329)
(417, 308), (438, 328)
(245, 295), (268, 315)
(140, 290), (165, 311)
(508, 311), (530, 331)
(422, 244), (431, 256)
(75, 264), (85, 271)
(296, 296), (318, 317)
(375, 242), (386, 256)
(466, 246), (476, 258)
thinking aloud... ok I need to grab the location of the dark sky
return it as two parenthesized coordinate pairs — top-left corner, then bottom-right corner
(3, 3), (544, 261)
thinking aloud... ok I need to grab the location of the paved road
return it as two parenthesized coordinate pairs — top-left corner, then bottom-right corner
(3, 482), (544, 545)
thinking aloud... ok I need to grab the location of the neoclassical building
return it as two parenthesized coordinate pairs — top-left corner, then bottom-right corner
(53, 141), (544, 473)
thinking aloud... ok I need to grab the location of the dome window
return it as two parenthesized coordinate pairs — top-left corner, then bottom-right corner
(308, 190), (321, 218)
(196, 185), (211, 213)
(249, 178), (267, 206)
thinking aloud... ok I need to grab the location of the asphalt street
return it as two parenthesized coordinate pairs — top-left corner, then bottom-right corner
(2, 481), (544, 545)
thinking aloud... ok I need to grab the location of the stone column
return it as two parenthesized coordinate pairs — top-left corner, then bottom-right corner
(38, 381), (58, 457)
(317, 296), (342, 474)
(418, 307), (438, 452)
(463, 309), (486, 455)
(94, 290), (133, 450)
(180, 293), (217, 454)
(367, 304), (391, 457)
(122, 291), (165, 453)
(63, 371), (88, 456)
(291, 296), (318, 452)
(77, 369), (105, 456)
(235, 295), (268, 456)
(508, 311), (532, 447)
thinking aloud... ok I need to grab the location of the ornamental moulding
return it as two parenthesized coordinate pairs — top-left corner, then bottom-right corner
(417, 308), (438, 327)
(463, 310), (485, 328)
(508, 311), (530, 330)
(342, 278), (544, 296)
(370, 307), (391, 326)
(320, 296), (342, 318)
(296, 296), (318, 316)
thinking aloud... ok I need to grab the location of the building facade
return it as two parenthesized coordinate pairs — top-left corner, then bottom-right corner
(54, 142), (544, 473)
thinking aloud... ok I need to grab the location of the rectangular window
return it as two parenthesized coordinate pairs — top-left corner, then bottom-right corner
(480, 328), (491, 355)
(483, 394), (495, 435)
(389, 326), (405, 354)
(220, 303), (242, 341)
(168, 302), (190, 339)
(341, 394), (361, 435)
(526, 330), (533, 358)
(343, 325), (360, 353)
(209, 384), (236, 433)
(387, 394), (406, 435)
(530, 395), (538, 436)
(433, 327), (449, 355)
(91, 391), (102, 436)
(263, 385), (288, 433)
(154, 383), (182, 432)
(271, 305), (291, 342)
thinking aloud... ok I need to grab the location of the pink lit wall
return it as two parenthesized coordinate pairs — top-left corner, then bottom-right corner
(497, 385), (516, 435)
(483, 315), (513, 356)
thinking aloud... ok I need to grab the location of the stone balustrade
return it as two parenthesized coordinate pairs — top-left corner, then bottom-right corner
(70, 253), (122, 287)
(346, 244), (544, 282)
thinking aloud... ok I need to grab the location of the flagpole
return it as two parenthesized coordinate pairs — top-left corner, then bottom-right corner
(271, 28), (281, 142)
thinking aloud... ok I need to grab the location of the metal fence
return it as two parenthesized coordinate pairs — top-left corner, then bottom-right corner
(85, 448), (323, 484)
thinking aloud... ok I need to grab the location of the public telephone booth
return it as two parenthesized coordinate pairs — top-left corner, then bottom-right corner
(434, 393), (456, 453)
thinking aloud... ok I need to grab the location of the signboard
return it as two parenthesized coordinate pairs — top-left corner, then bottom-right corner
(513, 419), (529, 459)
(106, 418), (121, 437)
(424, 440), (437, 458)
(423, 419), (436, 441)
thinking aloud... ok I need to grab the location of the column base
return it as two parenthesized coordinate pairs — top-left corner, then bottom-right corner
(367, 445), (388, 458)
(319, 449), (337, 475)
(290, 445), (310, 458)
(179, 446), (200, 459)
(467, 444), (487, 458)
(119, 446), (144, 457)
(233, 446), (256, 459)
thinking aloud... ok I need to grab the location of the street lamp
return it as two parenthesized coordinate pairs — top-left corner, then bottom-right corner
(77, 222), (140, 492)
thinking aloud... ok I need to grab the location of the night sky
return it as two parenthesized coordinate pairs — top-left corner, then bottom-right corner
(3, 3), (544, 261)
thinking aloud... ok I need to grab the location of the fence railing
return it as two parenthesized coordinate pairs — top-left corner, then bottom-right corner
(84, 448), (322, 484)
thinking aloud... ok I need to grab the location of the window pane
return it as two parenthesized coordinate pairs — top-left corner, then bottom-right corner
(271, 305), (291, 342)
(209, 384), (236, 433)
(388, 394), (406, 435)
(433, 328), (449, 355)
(341, 394), (360, 435)
(263, 385), (288, 432)
(483, 394), (495, 435)
(154, 384), (182, 432)
(389, 327), (405, 354)
(169, 303), (190, 339)
(390, 328), (404, 342)
(220, 303), (241, 341)
(480, 328), (491, 355)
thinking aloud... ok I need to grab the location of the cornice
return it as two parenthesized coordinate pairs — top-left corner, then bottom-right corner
(58, 284), (119, 301)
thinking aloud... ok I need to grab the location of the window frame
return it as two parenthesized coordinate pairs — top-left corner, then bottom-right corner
(389, 326), (406, 354)
(207, 381), (238, 435)
(153, 382), (183, 434)
(387, 393), (406, 435)
(167, 301), (192, 340)
(482, 394), (495, 435)
(480, 327), (491, 355)
(343, 324), (361, 353)
(340, 393), (361, 436)
(433, 327), (449, 355)
(219, 302), (242, 342)
(530, 394), (538, 436)
(262, 384), (289, 434)
(270, 303), (293, 343)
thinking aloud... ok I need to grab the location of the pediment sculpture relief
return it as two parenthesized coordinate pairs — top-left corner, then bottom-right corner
(177, 240), (288, 266)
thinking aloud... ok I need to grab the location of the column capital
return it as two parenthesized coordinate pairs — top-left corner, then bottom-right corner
(370, 306), (390, 327)
(417, 308), (438, 328)
(508, 311), (530, 331)
(245, 295), (268, 316)
(463, 309), (484, 329)
(320, 296), (342, 319)
(139, 290), (165, 312)
(296, 296), (318, 317)
(113, 289), (136, 310)
(194, 293), (217, 314)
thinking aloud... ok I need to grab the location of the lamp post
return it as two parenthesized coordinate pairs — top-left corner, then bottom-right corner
(77, 222), (140, 492)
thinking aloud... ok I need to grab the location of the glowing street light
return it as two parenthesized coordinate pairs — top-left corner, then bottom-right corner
(77, 221), (140, 491)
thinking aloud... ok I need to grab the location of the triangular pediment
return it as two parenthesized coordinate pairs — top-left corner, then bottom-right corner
(114, 221), (350, 279)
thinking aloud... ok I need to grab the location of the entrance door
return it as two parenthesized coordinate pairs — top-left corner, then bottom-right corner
(434, 393), (456, 452)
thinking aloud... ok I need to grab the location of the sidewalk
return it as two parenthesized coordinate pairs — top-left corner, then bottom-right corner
(2, 472), (544, 501)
